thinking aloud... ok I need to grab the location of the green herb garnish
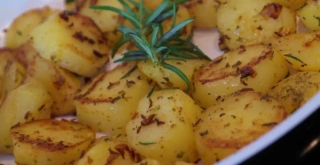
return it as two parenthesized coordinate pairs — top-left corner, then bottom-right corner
(139, 141), (156, 145)
(91, 0), (211, 92)
(65, 0), (75, 4)
(16, 30), (22, 36)
(284, 53), (304, 64)
(314, 16), (320, 26)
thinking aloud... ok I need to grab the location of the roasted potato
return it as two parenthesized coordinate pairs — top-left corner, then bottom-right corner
(10, 119), (95, 165)
(268, 31), (320, 72)
(185, 0), (227, 29)
(76, 135), (142, 165)
(0, 80), (52, 153)
(195, 89), (287, 165)
(75, 62), (154, 135)
(268, 72), (320, 114)
(126, 89), (201, 165)
(138, 59), (208, 91)
(2, 56), (26, 93)
(5, 6), (56, 49)
(192, 44), (288, 108)
(297, 0), (320, 31)
(75, 0), (124, 48)
(217, 0), (296, 50)
(0, 48), (26, 103)
(270, 0), (307, 10)
(29, 11), (109, 77)
(23, 54), (82, 116)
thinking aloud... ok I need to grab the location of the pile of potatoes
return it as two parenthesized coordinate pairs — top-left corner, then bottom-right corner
(1, 0), (320, 165)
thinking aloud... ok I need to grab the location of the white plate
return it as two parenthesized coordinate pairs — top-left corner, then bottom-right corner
(0, 1), (320, 165)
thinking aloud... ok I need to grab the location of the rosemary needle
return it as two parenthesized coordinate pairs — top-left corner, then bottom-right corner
(90, 0), (211, 92)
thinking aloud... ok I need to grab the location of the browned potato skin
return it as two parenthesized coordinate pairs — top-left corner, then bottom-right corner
(5, 6), (55, 49)
(0, 48), (26, 104)
(192, 44), (288, 108)
(75, 0), (124, 48)
(0, 49), (22, 103)
(217, 0), (296, 50)
(76, 135), (142, 165)
(24, 54), (82, 116)
(126, 89), (201, 165)
(268, 72), (320, 114)
(0, 80), (52, 153)
(195, 89), (287, 165)
(10, 119), (95, 165)
(29, 11), (109, 77)
(74, 62), (154, 135)
(270, 0), (307, 10)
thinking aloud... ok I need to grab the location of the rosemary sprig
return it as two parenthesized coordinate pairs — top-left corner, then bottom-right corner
(90, 0), (211, 92)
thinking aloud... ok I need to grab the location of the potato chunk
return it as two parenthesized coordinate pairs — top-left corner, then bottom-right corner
(76, 136), (142, 165)
(138, 59), (208, 91)
(217, 0), (296, 50)
(192, 44), (288, 108)
(0, 80), (52, 153)
(126, 89), (201, 165)
(75, 62), (154, 135)
(29, 11), (109, 77)
(3, 56), (26, 93)
(10, 119), (95, 165)
(297, 0), (320, 31)
(185, 0), (227, 29)
(5, 6), (56, 49)
(268, 72), (320, 114)
(270, 0), (307, 10)
(0, 48), (26, 103)
(268, 31), (320, 72)
(195, 89), (287, 165)
(75, 0), (124, 48)
(24, 54), (82, 116)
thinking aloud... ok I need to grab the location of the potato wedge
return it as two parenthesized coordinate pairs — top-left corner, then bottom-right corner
(268, 31), (320, 72)
(75, 62), (154, 135)
(0, 80), (52, 153)
(217, 0), (296, 50)
(195, 89), (287, 165)
(24, 54), (82, 116)
(138, 59), (208, 91)
(10, 119), (95, 165)
(126, 89), (201, 165)
(268, 72), (320, 114)
(29, 11), (109, 77)
(5, 6), (56, 49)
(192, 44), (288, 108)
(76, 135), (142, 165)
